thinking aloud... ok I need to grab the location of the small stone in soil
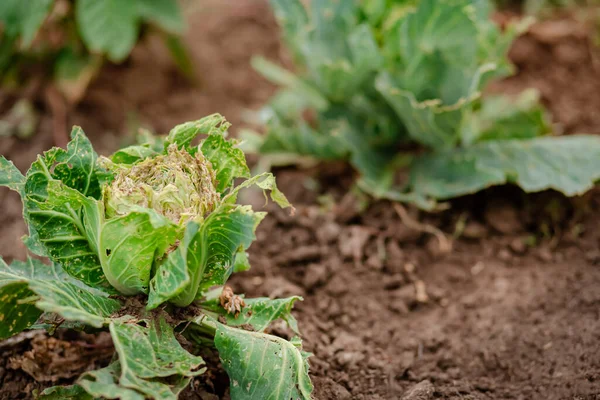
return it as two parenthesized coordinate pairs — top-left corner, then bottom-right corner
(400, 380), (435, 400)
(384, 274), (405, 290)
(303, 263), (329, 290)
(388, 300), (410, 314)
(509, 237), (528, 255)
(484, 201), (523, 234)
(462, 221), (488, 239)
(536, 247), (554, 263)
(385, 240), (405, 273)
(415, 280), (429, 303)
(316, 221), (341, 243)
(366, 253), (383, 269)
(425, 236), (446, 259)
(335, 350), (365, 367)
(497, 248), (512, 263)
(338, 226), (373, 262)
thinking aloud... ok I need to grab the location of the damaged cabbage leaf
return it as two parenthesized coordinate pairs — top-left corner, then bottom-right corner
(215, 323), (312, 400)
(75, 317), (205, 400)
(148, 205), (265, 309)
(1, 128), (112, 288)
(0, 257), (120, 339)
(200, 294), (302, 334)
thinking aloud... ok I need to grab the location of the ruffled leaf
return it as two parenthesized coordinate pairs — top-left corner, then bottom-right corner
(79, 317), (206, 399)
(0, 257), (120, 340)
(214, 323), (312, 400)
(409, 135), (600, 200)
(169, 206), (265, 307)
(22, 180), (108, 288)
(200, 134), (251, 193)
(200, 295), (302, 334)
(165, 113), (230, 151)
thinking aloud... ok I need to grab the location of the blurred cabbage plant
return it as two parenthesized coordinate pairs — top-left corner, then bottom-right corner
(0, 0), (191, 104)
(247, 0), (600, 209)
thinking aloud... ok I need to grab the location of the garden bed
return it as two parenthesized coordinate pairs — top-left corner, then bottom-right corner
(1, 1), (599, 399)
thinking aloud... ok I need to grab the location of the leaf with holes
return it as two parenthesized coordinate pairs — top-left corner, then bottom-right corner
(0, 257), (120, 340)
(0, 156), (25, 192)
(214, 322), (313, 400)
(106, 317), (206, 399)
(199, 295), (302, 334)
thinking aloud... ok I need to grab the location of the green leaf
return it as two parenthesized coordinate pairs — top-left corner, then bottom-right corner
(20, 0), (53, 46)
(0, 0), (53, 45)
(268, 0), (309, 55)
(214, 323), (313, 400)
(54, 50), (103, 105)
(0, 156), (25, 192)
(136, 0), (184, 34)
(348, 23), (384, 81)
(79, 363), (146, 400)
(22, 179), (109, 288)
(233, 250), (251, 273)
(27, 126), (107, 199)
(39, 385), (93, 400)
(162, 33), (196, 82)
(165, 113), (230, 151)
(410, 135), (600, 200)
(30, 272), (121, 329)
(0, 0), (23, 37)
(76, 0), (140, 62)
(110, 144), (160, 165)
(222, 172), (292, 210)
(375, 70), (487, 150)
(147, 221), (199, 310)
(200, 296), (302, 334)
(246, 113), (349, 162)
(464, 89), (551, 144)
(200, 134), (250, 192)
(170, 206), (266, 307)
(252, 57), (329, 111)
(397, 0), (478, 64)
(0, 257), (120, 340)
(0, 274), (42, 340)
(99, 209), (180, 295)
(107, 317), (205, 399)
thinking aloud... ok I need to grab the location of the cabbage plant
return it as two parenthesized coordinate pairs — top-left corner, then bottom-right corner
(247, 0), (600, 209)
(0, 0), (191, 104)
(0, 114), (312, 400)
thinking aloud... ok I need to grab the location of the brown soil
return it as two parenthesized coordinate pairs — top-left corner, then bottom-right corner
(1, 4), (600, 400)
